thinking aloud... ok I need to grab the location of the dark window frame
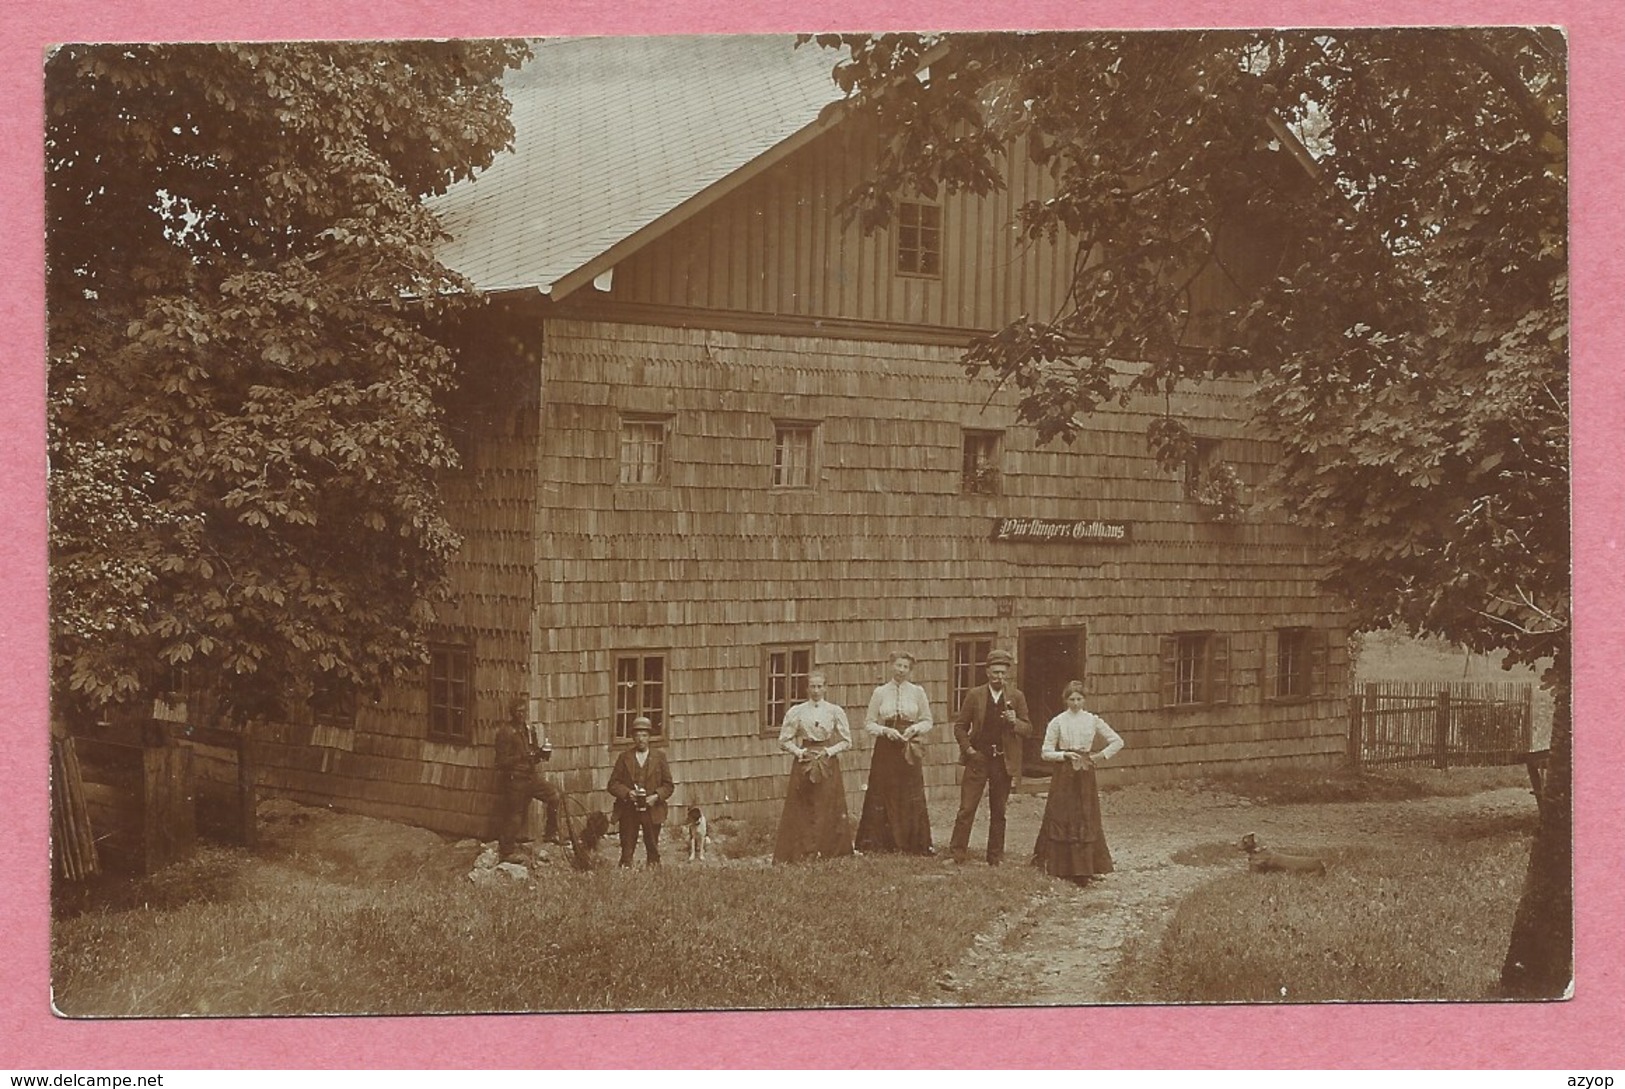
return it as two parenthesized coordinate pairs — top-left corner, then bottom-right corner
(311, 674), (358, 730)
(961, 429), (1003, 496)
(896, 200), (943, 278)
(1265, 627), (1330, 702)
(618, 413), (672, 486)
(771, 419), (819, 490)
(1159, 631), (1231, 709)
(949, 632), (997, 716)
(762, 643), (817, 736)
(427, 642), (474, 743)
(612, 650), (669, 744)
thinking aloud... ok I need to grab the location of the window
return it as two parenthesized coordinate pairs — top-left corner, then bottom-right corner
(311, 674), (357, 729)
(1179, 437), (1222, 497)
(1160, 632), (1231, 708)
(613, 651), (667, 741)
(772, 422), (817, 489)
(428, 643), (473, 742)
(950, 633), (996, 715)
(1266, 627), (1330, 701)
(896, 201), (942, 277)
(619, 415), (670, 485)
(763, 644), (815, 734)
(962, 430), (1003, 495)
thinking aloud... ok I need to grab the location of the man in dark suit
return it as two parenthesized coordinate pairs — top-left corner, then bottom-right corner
(949, 649), (1032, 865)
(494, 696), (562, 859)
(607, 717), (675, 867)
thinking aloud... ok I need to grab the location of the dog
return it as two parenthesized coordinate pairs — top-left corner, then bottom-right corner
(683, 806), (710, 862)
(1239, 832), (1326, 875)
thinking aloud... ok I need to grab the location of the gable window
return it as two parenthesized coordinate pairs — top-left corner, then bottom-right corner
(763, 643), (815, 734)
(950, 633), (996, 715)
(614, 651), (666, 741)
(772, 421), (817, 489)
(1160, 632), (1231, 709)
(619, 415), (670, 485)
(962, 429), (1003, 495)
(896, 200), (942, 277)
(428, 643), (473, 742)
(1266, 627), (1330, 701)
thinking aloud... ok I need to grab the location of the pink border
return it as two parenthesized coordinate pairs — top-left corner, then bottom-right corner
(4, 0), (1620, 1070)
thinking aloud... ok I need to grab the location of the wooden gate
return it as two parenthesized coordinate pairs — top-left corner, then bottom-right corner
(1348, 681), (1534, 769)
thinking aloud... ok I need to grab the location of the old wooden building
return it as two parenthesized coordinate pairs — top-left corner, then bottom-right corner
(249, 35), (1350, 836)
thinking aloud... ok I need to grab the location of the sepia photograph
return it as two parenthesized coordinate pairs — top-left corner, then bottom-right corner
(40, 22), (1578, 1028)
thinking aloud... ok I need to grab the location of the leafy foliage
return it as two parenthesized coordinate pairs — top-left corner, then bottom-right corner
(815, 28), (1567, 668)
(814, 28), (1569, 995)
(47, 41), (530, 716)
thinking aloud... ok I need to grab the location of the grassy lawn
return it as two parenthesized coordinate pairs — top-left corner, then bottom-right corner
(1107, 813), (1533, 1003)
(52, 852), (1049, 1016)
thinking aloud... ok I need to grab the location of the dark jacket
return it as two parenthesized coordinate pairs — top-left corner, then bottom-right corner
(953, 685), (1033, 778)
(607, 747), (675, 823)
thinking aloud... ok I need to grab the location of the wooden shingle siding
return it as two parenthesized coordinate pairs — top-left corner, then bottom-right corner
(517, 319), (1347, 825)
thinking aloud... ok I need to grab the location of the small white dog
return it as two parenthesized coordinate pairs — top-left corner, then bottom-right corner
(683, 806), (710, 862)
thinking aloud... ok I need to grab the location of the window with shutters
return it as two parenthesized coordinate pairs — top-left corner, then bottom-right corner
(1265, 627), (1330, 702)
(1159, 632), (1231, 709)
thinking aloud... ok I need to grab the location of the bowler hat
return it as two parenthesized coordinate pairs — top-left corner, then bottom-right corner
(985, 649), (1014, 667)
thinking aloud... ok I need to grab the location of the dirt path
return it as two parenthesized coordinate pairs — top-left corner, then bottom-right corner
(929, 782), (1538, 1005)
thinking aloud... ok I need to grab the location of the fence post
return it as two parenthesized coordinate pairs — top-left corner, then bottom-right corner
(1347, 693), (1364, 769)
(1433, 690), (1451, 770)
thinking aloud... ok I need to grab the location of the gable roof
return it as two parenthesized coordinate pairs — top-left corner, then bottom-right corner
(430, 35), (844, 300)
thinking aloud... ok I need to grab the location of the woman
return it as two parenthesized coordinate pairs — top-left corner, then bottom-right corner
(1033, 680), (1124, 884)
(854, 652), (935, 855)
(773, 670), (855, 863)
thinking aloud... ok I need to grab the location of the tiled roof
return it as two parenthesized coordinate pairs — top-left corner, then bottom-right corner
(431, 35), (844, 297)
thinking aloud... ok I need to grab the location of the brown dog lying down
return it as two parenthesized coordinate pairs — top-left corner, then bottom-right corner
(1239, 832), (1327, 874)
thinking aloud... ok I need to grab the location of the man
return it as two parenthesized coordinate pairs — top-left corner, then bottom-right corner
(494, 696), (563, 859)
(948, 649), (1033, 865)
(607, 716), (675, 867)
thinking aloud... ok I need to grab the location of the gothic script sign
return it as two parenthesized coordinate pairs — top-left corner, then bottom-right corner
(991, 517), (1133, 543)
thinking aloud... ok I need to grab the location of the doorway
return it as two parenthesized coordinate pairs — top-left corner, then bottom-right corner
(1017, 627), (1087, 778)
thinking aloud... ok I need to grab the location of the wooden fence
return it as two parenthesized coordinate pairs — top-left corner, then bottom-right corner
(1348, 681), (1534, 769)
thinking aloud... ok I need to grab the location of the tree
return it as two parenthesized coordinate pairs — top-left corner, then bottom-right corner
(815, 28), (1569, 996)
(47, 40), (531, 721)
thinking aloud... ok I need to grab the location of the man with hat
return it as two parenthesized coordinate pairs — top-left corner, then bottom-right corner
(949, 649), (1032, 865)
(494, 696), (562, 860)
(607, 716), (675, 867)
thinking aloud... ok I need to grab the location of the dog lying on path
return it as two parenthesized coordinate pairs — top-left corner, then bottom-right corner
(1239, 832), (1326, 875)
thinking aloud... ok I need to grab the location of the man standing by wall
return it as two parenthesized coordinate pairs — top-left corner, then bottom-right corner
(607, 717), (675, 867)
(948, 649), (1032, 865)
(494, 696), (562, 860)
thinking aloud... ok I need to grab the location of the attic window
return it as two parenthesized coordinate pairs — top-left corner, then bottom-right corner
(896, 201), (942, 277)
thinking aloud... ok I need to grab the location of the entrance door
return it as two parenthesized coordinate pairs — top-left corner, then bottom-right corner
(1017, 627), (1087, 778)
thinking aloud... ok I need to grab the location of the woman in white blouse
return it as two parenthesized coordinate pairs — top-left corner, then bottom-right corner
(854, 652), (935, 855)
(1033, 680), (1124, 884)
(773, 669), (855, 863)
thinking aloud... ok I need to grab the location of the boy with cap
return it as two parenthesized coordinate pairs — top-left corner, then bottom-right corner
(606, 716), (675, 867)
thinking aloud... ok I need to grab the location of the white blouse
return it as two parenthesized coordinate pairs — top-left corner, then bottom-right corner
(864, 680), (934, 737)
(779, 699), (853, 757)
(1041, 708), (1125, 763)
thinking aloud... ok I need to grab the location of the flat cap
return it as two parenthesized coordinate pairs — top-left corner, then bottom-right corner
(985, 649), (1014, 667)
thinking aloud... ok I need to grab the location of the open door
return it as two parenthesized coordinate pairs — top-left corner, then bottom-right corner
(1017, 627), (1087, 779)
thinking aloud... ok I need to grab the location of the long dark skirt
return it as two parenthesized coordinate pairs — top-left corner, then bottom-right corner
(854, 739), (933, 854)
(773, 757), (854, 863)
(1032, 762), (1114, 880)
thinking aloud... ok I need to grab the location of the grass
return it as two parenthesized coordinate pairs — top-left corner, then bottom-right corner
(52, 852), (1048, 1017)
(1201, 764), (1529, 806)
(1106, 816), (1534, 1004)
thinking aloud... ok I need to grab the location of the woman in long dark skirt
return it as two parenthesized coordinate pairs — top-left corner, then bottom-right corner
(773, 670), (855, 863)
(854, 651), (935, 854)
(1033, 680), (1124, 884)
